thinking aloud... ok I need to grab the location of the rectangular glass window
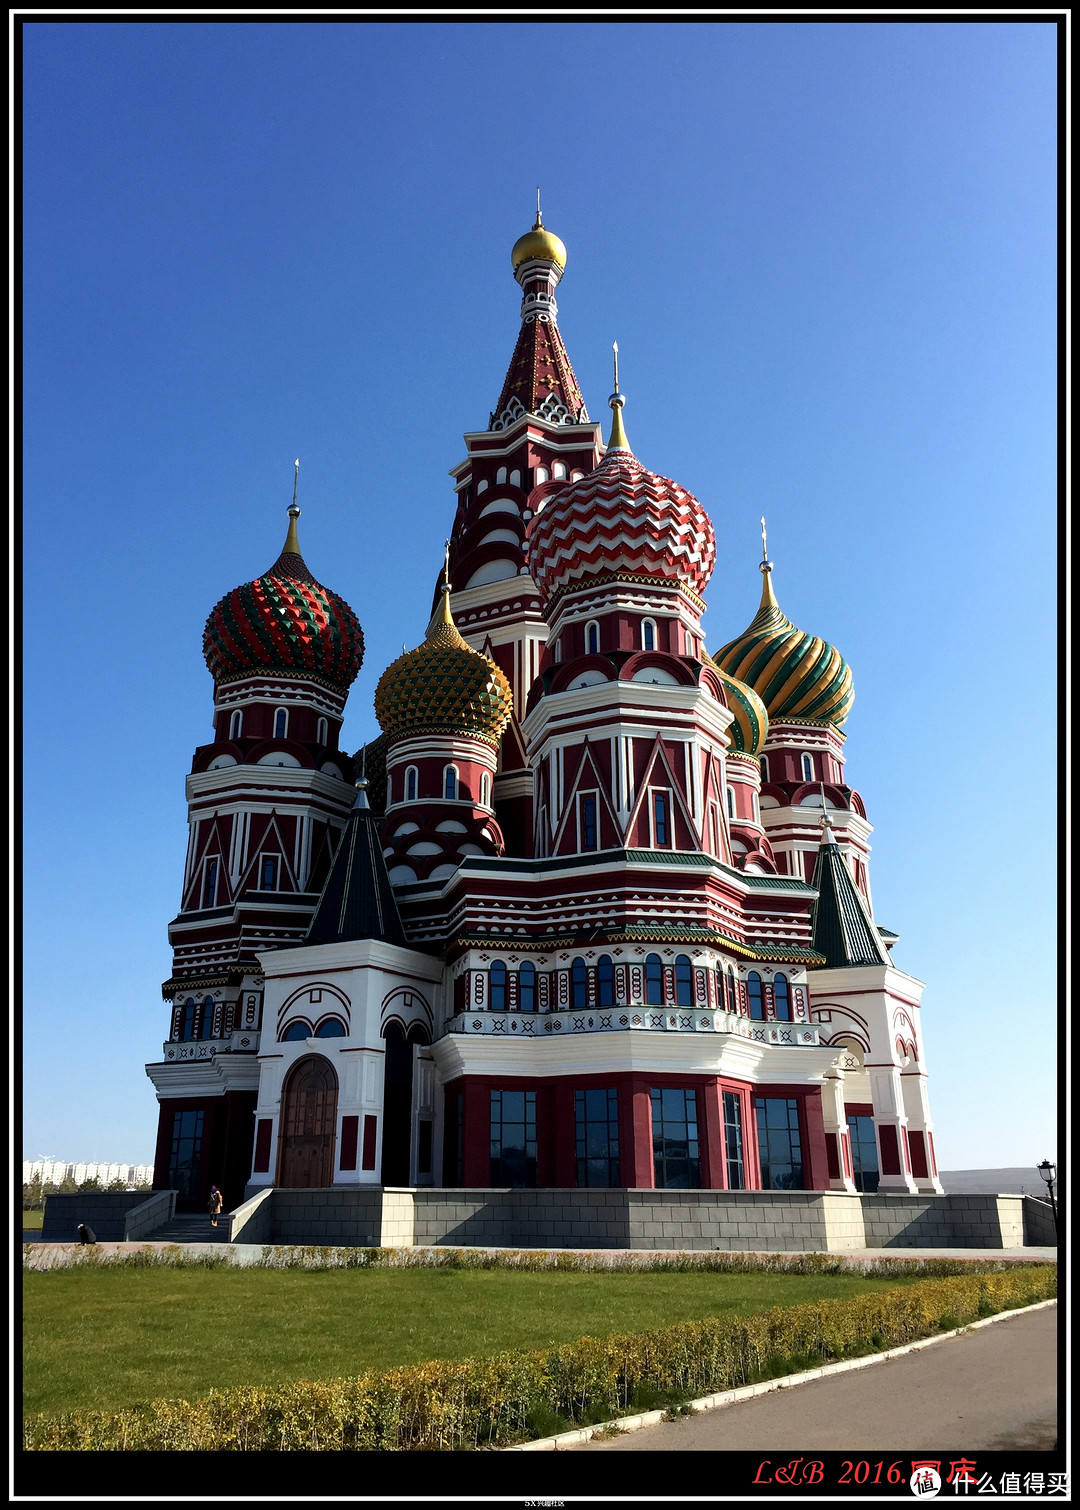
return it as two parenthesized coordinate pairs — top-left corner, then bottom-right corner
(260, 855), (278, 890)
(723, 1090), (745, 1190)
(754, 1097), (804, 1190)
(490, 1089), (536, 1187)
(653, 791), (669, 847)
(203, 859), (218, 908)
(575, 1087), (620, 1187)
(581, 794), (597, 850)
(167, 1109), (204, 1199)
(650, 1087), (700, 1189)
(848, 1114), (880, 1192)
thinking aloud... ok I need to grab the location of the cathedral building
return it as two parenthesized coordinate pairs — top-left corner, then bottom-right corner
(147, 212), (942, 1216)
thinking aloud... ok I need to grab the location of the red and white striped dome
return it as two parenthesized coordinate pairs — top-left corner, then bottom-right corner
(525, 400), (716, 608)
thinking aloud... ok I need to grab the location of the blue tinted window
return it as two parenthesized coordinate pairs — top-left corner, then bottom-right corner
(282, 1021), (310, 1041)
(597, 955), (614, 1007)
(645, 954), (663, 1006)
(490, 1090), (536, 1187)
(489, 960), (507, 1011)
(774, 973), (792, 1021)
(518, 961), (536, 1012)
(651, 1087), (700, 1189)
(748, 972), (764, 1020)
(575, 1087), (620, 1187)
(571, 957), (587, 1008)
(849, 1115), (879, 1193)
(755, 1097), (804, 1189)
(675, 955), (692, 1006)
(315, 1018), (346, 1038)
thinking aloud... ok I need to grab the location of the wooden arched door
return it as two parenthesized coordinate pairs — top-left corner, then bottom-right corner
(278, 1055), (338, 1188)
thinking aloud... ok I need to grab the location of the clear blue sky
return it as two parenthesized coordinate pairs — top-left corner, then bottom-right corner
(22, 21), (1057, 1170)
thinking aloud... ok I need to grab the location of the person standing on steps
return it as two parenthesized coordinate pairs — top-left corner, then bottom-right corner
(208, 1186), (223, 1228)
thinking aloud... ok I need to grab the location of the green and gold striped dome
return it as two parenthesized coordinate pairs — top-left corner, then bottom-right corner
(711, 664), (769, 756)
(714, 567), (854, 728)
(375, 588), (514, 747)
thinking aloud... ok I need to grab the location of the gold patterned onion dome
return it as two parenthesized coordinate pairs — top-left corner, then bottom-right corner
(203, 507), (364, 689)
(374, 588), (514, 746)
(714, 567), (854, 728)
(711, 665), (769, 756)
(511, 216), (567, 272)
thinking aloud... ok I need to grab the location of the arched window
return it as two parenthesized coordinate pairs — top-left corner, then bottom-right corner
(773, 973), (792, 1021)
(281, 1020), (311, 1042)
(496, 466), (507, 484)
(585, 621), (600, 656)
(801, 753), (814, 781)
(181, 997), (196, 1041)
(509, 469), (521, 487)
(489, 959), (507, 1011)
(317, 717), (328, 746)
(518, 961), (536, 1011)
(729, 969), (739, 1012)
(580, 794), (597, 851)
(571, 957), (588, 1008)
(200, 995), (215, 1039)
(274, 708), (289, 740)
(314, 1017), (347, 1038)
(535, 466), (549, 483)
(571, 470), (585, 481)
(444, 766), (458, 801)
(710, 807), (720, 856)
(554, 637), (562, 662)
(726, 787), (736, 820)
(645, 953), (664, 1006)
(598, 955), (614, 1006)
(552, 461), (567, 479)
(480, 772), (491, 806)
(759, 754), (769, 783)
(716, 967), (727, 1011)
(641, 618), (656, 651)
(229, 709), (243, 740)
(202, 858), (218, 909)
(747, 972), (764, 1020)
(405, 766), (418, 802)
(675, 955), (693, 1006)
(475, 477), (488, 494)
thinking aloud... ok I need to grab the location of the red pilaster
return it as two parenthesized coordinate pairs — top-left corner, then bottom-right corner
(627, 1080), (655, 1189)
(800, 1088), (831, 1191)
(462, 1081), (490, 1186)
(552, 1082), (577, 1186)
(699, 1079), (726, 1190)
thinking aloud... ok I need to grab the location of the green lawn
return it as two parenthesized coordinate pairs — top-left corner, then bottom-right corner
(23, 1266), (922, 1418)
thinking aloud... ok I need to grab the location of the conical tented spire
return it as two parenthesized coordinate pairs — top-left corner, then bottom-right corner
(304, 782), (408, 948)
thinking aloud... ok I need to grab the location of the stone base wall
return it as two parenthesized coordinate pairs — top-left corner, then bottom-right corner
(228, 1187), (1035, 1252)
(41, 1192), (153, 1243)
(1022, 1196), (1057, 1246)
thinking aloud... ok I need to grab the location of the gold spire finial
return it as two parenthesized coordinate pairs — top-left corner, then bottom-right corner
(758, 514), (778, 609)
(424, 550), (468, 649)
(607, 341), (630, 451)
(283, 459), (302, 554)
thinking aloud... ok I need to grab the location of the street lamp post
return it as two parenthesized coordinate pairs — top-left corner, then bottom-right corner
(1036, 1160), (1058, 1235)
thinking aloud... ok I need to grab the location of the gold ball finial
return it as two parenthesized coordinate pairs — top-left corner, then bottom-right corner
(511, 192), (567, 272)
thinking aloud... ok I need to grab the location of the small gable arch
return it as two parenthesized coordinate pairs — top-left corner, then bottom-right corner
(279, 982), (351, 1029)
(381, 985), (433, 1034)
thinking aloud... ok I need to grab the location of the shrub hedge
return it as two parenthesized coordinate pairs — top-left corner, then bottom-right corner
(23, 1265), (1054, 1451)
(21, 1241), (1049, 1278)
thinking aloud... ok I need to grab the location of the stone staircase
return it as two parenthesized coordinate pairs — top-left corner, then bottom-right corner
(144, 1213), (233, 1244)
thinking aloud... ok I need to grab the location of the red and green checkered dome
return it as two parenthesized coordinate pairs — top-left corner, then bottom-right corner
(203, 509), (364, 690)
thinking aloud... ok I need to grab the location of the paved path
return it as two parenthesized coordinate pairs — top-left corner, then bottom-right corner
(568, 1305), (1057, 1452)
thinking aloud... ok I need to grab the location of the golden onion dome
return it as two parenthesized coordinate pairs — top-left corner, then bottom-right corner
(714, 564), (854, 728)
(710, 664), (769, 757)
(374, 587), (514, 747)
(511, 215), (567, 272)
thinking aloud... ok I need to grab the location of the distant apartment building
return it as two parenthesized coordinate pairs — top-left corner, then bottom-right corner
(23, 1159), (154, 1188)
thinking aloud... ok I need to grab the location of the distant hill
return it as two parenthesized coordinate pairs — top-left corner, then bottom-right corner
(938, 1167), (1055, 1196)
